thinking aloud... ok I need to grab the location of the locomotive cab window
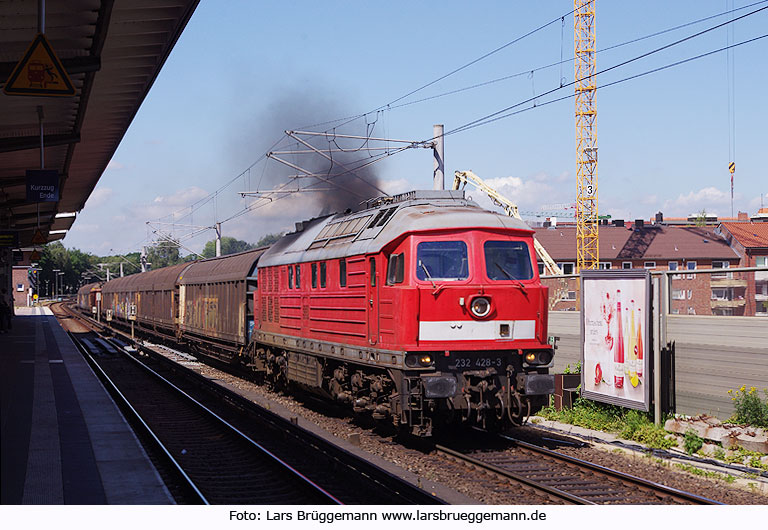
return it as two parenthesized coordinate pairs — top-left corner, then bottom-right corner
(295, 265), (300, 289)
(386, 253), (405, 285)
(339, 259), (346, 287)
(416, 241), (468, 281)
(311, 263), (318, 289)
(484, 241), (533, 281)
(320, 262), (327, 288)
(288, 266), (293, 289)
(369, 257), (376, 287)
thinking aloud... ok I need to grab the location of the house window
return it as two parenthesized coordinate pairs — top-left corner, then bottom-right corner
(757, 257), (767, 268)
(565, 291), (577, 300)
(712, 260), (731, 279)
(668, 261), (678, 271)
(16, 283), (24, 292)
(711, 288), (731, 301)
(559, 262), (575, 275)
(339, 259), (346, 287)
(686, 261), (697, 279)
(622, 262), (632, 269)
(687, 289), (692, 300)
(311, 263), (318, 289)
(598, 262), (611, 270)
(643, 261), (656, 269)
(672, 289), (685, 300)
(687, 307), (696, 315)
(320, 262), (326, 288)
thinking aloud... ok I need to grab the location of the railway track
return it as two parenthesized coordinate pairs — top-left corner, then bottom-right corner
(58, 304), (443, 505)
(435, 432), (722, 505)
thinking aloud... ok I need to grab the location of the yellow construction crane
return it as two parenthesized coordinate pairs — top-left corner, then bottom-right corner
(452, 170), (562, 277)
(574, 0), (599, 271)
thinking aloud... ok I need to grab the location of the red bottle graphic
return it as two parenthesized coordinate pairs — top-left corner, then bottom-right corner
(614, 291), (624, 389)
(636, 307), (644, 378)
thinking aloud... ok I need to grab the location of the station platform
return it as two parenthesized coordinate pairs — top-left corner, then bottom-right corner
(1, 306), (173, 504)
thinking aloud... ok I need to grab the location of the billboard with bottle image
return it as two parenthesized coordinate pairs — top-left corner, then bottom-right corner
(581, 269), (651, 411)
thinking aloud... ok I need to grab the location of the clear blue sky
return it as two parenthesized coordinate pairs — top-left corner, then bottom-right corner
(66, 0), (768, 256)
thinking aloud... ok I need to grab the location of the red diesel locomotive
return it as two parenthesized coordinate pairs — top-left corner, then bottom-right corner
(88, 190), (555, 436)
(254, 190), (554, 435)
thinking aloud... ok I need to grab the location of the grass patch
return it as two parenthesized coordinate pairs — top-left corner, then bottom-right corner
(673, 463), (736, 483)
(539, 398), (676, 450)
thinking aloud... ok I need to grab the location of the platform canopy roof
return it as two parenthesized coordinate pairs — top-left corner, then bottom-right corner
(0, 0), (198, 250)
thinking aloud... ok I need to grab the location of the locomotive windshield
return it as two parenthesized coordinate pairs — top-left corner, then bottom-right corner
(416, 241), (469, 281)
(484, 241), (533, 281)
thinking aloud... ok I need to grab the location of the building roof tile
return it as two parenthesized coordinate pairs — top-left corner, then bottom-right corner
(533, 224), (739, 262)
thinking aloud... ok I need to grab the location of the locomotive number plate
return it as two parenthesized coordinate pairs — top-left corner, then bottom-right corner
(452, 356), (506, 370)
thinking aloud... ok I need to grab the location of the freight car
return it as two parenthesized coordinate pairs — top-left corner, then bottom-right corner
(76, 282), (102, 314)
(96, 190), (555, 436)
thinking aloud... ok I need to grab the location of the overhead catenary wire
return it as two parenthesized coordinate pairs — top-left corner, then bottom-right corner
(438, 4), (768, 139)
(438, 32), (768, 137)
(297, 1), (768, 132)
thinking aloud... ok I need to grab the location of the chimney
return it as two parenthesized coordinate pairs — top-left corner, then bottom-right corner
(613, 219), (624, 227)
(655, 211), (664, 224)
(635, 219), (644, 228)
(737, 211), (749, 221)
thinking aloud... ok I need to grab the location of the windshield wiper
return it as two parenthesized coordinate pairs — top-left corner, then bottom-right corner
(495, 262), (528, 296)
(419, 261), (444, 295)
(420, 261), (437, 289)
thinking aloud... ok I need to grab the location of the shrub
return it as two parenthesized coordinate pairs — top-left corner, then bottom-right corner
(683, 429), (704, 455)
(728, 386), (768, 428)
(539, 398), (674, 449)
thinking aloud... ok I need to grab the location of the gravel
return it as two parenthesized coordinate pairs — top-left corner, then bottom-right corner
(176, 357), (768, 505)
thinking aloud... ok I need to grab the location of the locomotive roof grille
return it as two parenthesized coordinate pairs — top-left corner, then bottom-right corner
(259, 189), (534, 267)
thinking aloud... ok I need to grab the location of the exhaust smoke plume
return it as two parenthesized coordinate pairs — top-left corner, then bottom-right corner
(234, 90), (388, 216)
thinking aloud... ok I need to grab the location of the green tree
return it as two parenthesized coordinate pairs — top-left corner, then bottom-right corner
(201, 236), (253, 258)
(694, 208), (707, 227)
(146, 238), (183, 269)
(39, 242), (97, 296)
(255, 232), (284, 248)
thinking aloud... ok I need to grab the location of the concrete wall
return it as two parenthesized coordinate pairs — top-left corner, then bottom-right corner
(548, 311), (768, 420)
(666, 315), (768, 418)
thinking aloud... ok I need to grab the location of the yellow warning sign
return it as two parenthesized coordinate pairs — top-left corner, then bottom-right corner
(30, 250), (41, 261)
(31, 229), (47, 245)
(2, 33), (75, 97)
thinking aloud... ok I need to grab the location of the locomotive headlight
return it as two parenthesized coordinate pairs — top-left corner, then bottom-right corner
(523, 350), (554, 366)
(470, 296), (491, 318)
(405, 353), (435, 368)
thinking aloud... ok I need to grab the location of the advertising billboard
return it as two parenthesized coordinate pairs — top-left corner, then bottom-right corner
(581, 269), (651, 411)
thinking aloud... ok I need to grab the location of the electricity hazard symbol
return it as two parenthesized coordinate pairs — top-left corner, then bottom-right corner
(2, 34), (75, 97)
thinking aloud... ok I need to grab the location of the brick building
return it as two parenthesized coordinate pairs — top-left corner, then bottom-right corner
(534, 222), (742, 314)
(11, 265), (30, 307)
(717, 222), (768, 316)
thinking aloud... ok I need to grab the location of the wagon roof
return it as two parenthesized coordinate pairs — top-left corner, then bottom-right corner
(102, 262), (192, 293)
(178, 248), (267, 284)
(258, 190), (533, 267)
(76, 282), (102, 296)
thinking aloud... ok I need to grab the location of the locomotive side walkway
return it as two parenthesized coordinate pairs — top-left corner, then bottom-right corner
(0, 307), (173, 504)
